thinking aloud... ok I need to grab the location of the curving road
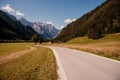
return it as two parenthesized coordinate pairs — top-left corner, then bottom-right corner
(49, 46), (120, 80)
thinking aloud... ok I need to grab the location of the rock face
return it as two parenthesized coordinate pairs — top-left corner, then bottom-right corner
(55, 0), (120, 42)
(19, 18), (59, 39)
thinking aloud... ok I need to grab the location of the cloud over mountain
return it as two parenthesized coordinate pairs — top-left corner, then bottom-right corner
(1, 4), (15, 14)
(0, 4), (25, 17)
(64, 18), (76, 23)
(60, 25), (64, 29)
(16, 10), (25, 16)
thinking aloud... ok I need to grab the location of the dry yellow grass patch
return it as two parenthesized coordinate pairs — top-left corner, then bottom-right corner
(68, 42), (120, 60)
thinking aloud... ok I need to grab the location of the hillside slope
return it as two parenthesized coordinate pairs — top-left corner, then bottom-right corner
(0, 10), (36, 40)
(55, 0), (120, 42)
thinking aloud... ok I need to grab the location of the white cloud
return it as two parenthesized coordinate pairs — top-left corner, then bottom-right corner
(60, 25), (65, 29)
(0, 4), (25, 17)
(64, 18), (76, 24)
(16, 10), (25, 17)
(1, 4), (15, 14)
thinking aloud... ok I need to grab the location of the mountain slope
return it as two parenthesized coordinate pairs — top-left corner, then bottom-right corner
(19, 17), (33, 27)
(19, 18), (59, 39)
(0, 10), (36, 40)
(55, 0), (120, 42)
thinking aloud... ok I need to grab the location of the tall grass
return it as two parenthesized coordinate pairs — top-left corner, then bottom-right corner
(0, 46), (57, 80)
(72, 42), (120, 61)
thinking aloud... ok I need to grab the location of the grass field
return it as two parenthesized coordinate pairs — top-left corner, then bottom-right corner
(0, 43), (34, 57)
(0, 43), (57, 80)
(66, 33), (120, 61)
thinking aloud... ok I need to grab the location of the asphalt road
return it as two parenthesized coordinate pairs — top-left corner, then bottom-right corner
(49, 46), (120, 80)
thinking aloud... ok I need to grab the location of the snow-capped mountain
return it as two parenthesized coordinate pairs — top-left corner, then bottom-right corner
(32, 22), (59, 39)
(19, 18), (59, 39)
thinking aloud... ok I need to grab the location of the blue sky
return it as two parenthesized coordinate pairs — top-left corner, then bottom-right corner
(0, 0), (105, 29)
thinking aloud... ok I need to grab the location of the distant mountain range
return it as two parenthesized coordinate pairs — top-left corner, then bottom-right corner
(55, 0), (120, 42)
(0, 10), (59, 40)
(19, 18), (59, 39)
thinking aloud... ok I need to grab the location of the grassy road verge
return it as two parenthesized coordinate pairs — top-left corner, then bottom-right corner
(66, 33), (120, 61)
(69, 42), (120, 61)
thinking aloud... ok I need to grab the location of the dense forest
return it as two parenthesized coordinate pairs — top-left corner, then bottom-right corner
(55, 0), (120, 42)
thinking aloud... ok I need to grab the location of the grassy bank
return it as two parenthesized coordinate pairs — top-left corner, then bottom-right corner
(0, 44), (57, 80)
(66, 33), (120, 61)
(0, 43), (34, 57)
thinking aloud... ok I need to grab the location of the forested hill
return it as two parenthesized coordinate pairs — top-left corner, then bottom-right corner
(0, 10), (36, 40)
(55, 0), (120, 42)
